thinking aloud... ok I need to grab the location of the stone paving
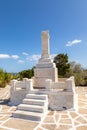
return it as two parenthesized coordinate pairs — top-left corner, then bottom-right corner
(0, 86), (87, 130)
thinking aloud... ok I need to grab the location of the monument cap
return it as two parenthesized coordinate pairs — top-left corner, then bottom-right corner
(41, 31), (50, 38)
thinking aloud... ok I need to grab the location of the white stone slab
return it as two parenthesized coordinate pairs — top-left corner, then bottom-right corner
(23, 99), (46, 106)
(13, 110), (44, 121)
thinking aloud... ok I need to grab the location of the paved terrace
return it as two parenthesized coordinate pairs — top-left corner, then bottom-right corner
(0, 86), (87, 130)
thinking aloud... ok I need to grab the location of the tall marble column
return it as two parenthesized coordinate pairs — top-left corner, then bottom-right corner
(39, 31), (51, 63)
(41, 31), (50, 58)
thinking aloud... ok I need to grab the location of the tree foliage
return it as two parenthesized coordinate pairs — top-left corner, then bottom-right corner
(18, 67), (34, 80)
(53, 54), (87, 86)
(70, 61), (83, 73)
(54, 53), (70, 77)
(69, 61), (87, 86)
(0, 69), (11, 88)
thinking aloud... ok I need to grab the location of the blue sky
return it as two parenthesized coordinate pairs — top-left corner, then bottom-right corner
(0, 0), (87, 72)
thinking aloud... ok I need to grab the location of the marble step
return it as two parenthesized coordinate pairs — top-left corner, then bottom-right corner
(26, 94), (48, 100)
(28, 90), (45, 94)
(23, 98), (46, 106)
(13, 110), (43, 121)
(18, 104), (46, 113)
(13, 93), (48, 121)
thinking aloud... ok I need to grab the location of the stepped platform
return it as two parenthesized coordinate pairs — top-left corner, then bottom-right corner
(13, 93), (48, 121)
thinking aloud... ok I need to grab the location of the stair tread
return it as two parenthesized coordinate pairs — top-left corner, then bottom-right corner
(18, 104), (44, 108)
(26, 94), (47, 97)
(13, 110), (43, 117)
(23, 98), (46, 102)
(26, 94), (47, 100)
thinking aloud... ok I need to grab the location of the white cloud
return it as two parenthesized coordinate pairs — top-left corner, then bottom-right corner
(66, 39), (82, 46)
(0, 54), (10, 59)
(0, 53), (57, 61)
(18, 60), (25, 64)
(29, 54), (41, 61)
(11, 55), (19, 59)
(22, 52), (29, 56)
(26, 54), (57, 61)
(0, 54), (20, 59)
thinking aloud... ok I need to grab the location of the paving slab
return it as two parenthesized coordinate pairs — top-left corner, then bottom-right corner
(76, 125), (87, 130)
(55, 125), (72, 130)
(43, 116), (55, 123)
(2, 118), (38, 130)
(41, 124), (56, 130)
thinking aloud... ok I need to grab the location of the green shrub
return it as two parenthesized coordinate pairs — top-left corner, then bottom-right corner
(0, 69), (11, 88)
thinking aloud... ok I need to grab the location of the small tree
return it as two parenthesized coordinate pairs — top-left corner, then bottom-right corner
(54, 53), (70, 77)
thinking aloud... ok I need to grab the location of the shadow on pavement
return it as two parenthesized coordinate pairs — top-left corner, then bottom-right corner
(0, 98), (10, 105)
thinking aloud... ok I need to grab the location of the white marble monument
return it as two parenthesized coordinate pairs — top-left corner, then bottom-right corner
(34, 31), (58, 88)
(10, 31), (78, 121)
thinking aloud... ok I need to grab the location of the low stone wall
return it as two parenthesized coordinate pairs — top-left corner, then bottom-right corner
(10, 78), (33, 91)
(10, 78), (33, 105)
(10, 87), (28, 105)
(52, 82), (66, 89)
(45, 76), (75, 91)
(44, 76), (77, 110)
(48, 91), (74, 110)
(10, 76), (77, 110)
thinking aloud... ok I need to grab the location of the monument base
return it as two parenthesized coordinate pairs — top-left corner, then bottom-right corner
(48, 91), (78, 111)
(34, 62), (58, 88)
(28, 89), (78, 111)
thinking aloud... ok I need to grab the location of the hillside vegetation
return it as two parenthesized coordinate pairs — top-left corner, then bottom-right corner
(0, 53), (87, 87)
(54, 53), (87, 86)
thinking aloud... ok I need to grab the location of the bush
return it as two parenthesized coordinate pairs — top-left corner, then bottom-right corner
(18, 68), (34, 80)
(74, 73), (85, 86)
(0, 69), (11, 88)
